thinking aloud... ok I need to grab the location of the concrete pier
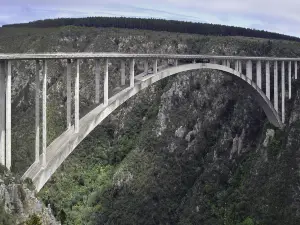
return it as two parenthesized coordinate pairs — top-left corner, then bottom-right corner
(226, 60), (230, 67)
(42, 60), (47, 168)
(256, 60), (262, 89)
(75, 60), (80, 133)
(35, 61), (40, 163)
(104, 59), (109, 106)
(121, 60), (125, 86)
(288, 61), (291, 99)
(234, 60), (238, 71)
(95, 59), (100, 104)
(153, 59), (158, 74)
(0, 61), (5, 166)
(144, 60), (148, 74)
(281, 61), (285, 123)
(6, 61), (11, 170)
(67, 59), (72, 128)
(266, 61), (270, 100)
(246, 60), (252, 84)
(274, 61), (278, 112)
(130, 59), (135, 87)
(295, 61), (298, 79)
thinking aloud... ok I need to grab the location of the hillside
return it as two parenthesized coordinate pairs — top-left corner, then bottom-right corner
(3, 16), (300, 42)
(0, 26), (300, 224)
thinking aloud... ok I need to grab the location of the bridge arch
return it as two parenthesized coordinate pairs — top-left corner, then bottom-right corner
(22, 62), (282, 191)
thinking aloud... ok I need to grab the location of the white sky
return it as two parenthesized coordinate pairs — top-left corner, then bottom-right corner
(0, 0), (299, 37)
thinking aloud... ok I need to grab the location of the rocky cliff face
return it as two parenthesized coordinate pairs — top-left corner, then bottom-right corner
(1, 26), (300, 224)
(0, 167), (59, 225)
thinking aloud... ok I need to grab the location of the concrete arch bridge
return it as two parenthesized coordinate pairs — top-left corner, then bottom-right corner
(0, 53), (298, 191)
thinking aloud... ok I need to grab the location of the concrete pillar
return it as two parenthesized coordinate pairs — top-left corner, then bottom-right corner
(42, 60), (47, 168)
(121, 60), (125, 86)
(235, 60), (239, 72)
(222, 60), (226, 66)
(0, 61), (5, 166)
(5, 61), (11, 170)
(175, 59), (178, 66)
(274, 61), (278, 111)
(256, 60), (262, 89)
(35, 60), (40, 163)
(295, 61), (298, 79)
(226, 60), (230, 68)
(246, 60), (252, 84)
(281, 61), (285, 123)
(75, 59), (80, 133)
(193, 59), (196, 64)
(238, 61), (242, 73)
(95, 59), (101, 103)
(144, 60), (148, 74)
(266, 61), (270, 99)
(153, 59), (158, 74)
(67, 59), (72, 129)
(288, 61), (291, 99)
(104, 59), (109, 106)
(130, 59), (135, 88)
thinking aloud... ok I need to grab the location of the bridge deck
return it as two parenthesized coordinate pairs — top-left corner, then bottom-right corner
(0, 53), (300, 61)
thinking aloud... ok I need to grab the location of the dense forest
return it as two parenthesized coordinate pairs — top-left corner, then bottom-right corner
(3, 16), (300, 42)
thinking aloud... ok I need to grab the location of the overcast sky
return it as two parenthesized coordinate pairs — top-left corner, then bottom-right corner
(1, 0), (300, 37)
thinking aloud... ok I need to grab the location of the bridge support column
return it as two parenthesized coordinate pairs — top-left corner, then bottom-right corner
(239, 61), (242, 73)
(226, 60), (230, 68)
(256, 60), (262, 89)
(67, 59), (72, 128)
(130, 59), (135, 88)
(193, 59), (196, 64)
(288, 61), (291, 99)
(95, 59), (101, 104)
(175, 59), (178, 66)
(42, 60), (47, 168)
(274, 61), (278, 111)
(104, 59), (109, 106)
(121, 60), (125, 86)
(0, 61), (5, 166)
(5, 61), (11, 170)
(234, 60), (239, 72)
(75, 60), (80, 133)
(153, 59), (158, 74)
(246, 60), (252, 84)
(222, 60), (226, 66)
(266, 61), (270, 100)
(295, 61), (298, 79)
(144, 60), (148, 74)
(35, 61), (40, 163)
(281, 61), (285, 123)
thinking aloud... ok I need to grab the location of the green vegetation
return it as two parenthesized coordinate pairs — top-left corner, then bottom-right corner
(24, 214), (42, 225)
(3, 16), (300, 42)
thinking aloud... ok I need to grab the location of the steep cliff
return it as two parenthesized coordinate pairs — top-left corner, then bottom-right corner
(0, 166), (59, 225)
(1, 26), (300, 224)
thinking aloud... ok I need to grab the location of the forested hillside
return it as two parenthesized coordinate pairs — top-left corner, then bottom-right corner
(3, 16), (300, 42)
(0, 26), (300, 225)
